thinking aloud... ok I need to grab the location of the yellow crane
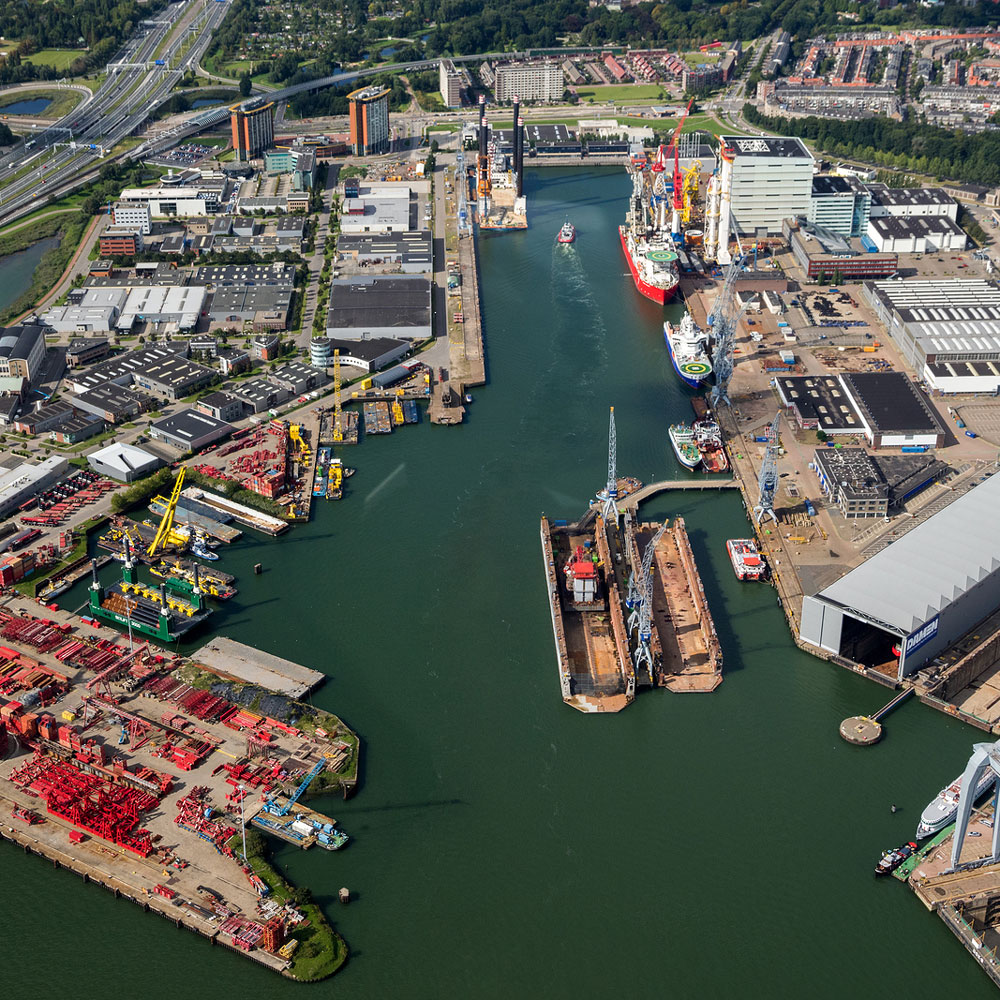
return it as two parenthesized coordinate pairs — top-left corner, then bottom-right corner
(289, 423), (311, 462)
(147, 468), (187, 557)
(332, 349), (343, 442)
(682, 159), (701, 226)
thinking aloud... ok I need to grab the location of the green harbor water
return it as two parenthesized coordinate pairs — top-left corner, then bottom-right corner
(2, 168), (996, 998)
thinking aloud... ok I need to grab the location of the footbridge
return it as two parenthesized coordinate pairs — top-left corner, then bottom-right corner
(618, 479), (738, 510)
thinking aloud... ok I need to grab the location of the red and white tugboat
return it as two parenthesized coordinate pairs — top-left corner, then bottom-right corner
(557, 220), (576, 244)
(727, 539), (766, 581)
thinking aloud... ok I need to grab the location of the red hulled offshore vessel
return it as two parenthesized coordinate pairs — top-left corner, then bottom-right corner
(619, 148), (680, 305)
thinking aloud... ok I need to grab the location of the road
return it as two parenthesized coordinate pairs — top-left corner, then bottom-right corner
(0, 0), (231, 228)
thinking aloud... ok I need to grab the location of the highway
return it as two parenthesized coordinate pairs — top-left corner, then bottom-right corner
(0, 0), (231, 227)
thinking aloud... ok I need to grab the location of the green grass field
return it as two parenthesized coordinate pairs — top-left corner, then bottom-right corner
(574, 84), (666, 102)
(23, 49), (87, 70)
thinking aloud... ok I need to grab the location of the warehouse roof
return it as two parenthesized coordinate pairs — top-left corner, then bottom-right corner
(867, 184), (957, 209)
(815, 473), (1000, 634)
(841, 372), (943, 434)
(868, 215), (966, 240)
(326, 276), (430, 330)
(325, 337), (409, 362)
(149, 409), (231, 446)
(87, 442), (160, 478)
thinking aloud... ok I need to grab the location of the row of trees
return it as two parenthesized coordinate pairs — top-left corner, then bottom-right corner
(743, 103), (1000, 187)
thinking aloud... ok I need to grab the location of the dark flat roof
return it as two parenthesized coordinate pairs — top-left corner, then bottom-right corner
(150, 408), (231, 444)
(842, 371), (944, 434)
(326, 337), (408, 361)
(327, 277), (430, 330)
(721, 135), (811, 159)
(775, 375), (863, 431)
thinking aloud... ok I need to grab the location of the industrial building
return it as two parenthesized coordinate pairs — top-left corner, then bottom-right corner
(87, 442), (161, 483)
(862, 279), (1000, 392)
(206, 283), (294, 330)
(196, 390), (246, 423)
(866, 185), (958, 221)
(775, 375), (866, 436)
(865, 215), (968, 254)
(491, 61), (563, 102)
(70, 345), (213, 401)
(813, 448), (889, 519)
(841, 371), (945, 449)
(65, 338), (111, 368)
(0, 456), (68, 519)
(324, 337), (410, 372)
(149, 409), (232, 452)
(339, 193), (411, 234)
(336, 232), (432, 272)
(800, 474), (1000, 681)
(116, 286), (207, 332)
(347, 86), (390, 156)
(68, 383), (152, 424)
(0, 325), (47, 384)
(230, 101), (275, 161)
(268, 361), (328, 396)
(325, 276), (431, 341)
(808, 175), (871, 238)
(786, 219), (899, 280)
(226, 378), (289, 414)
(718, 135), (814, 236)
(117, 184), (226, 217)
(42, 288), (128, 334)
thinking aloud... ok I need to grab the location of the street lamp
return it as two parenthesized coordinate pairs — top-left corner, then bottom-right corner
(239, 782), (247, 861)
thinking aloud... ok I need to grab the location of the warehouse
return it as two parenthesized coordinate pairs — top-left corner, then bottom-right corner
(149, 409), (232, 452)
(130, 353), (215, 401)
(800, 474), (1000, 681)
(269, 361), (328, 396)
(42, 288), (128, 333)
(226, 379), (290, 414)
(337, 232), (433, 273)
(866, 215), (967, 254)
(207, 283), (294, 329)
(68, 383), (153, 424)
(775, 375), (866, 435)
(866, 185), (959, 220)
(87, 442), (161, 483)
(339, 195), (411, 234)
(117, 286), (207, 332)
(861, 279), (1000, 392)
(0, 456), (69, 519)
(324, 337), (410, 372)
(839, 371), (945, 448)
(325, 276), (431, 340)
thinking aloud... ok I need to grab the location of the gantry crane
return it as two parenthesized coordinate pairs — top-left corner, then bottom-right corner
(146, 468), (187, 557)
(332, 348), (344, 442)
(628, 522), (667, 679)
(754, 413), (781, 524)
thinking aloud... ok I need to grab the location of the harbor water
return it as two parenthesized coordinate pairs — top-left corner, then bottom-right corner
(3, 168), (995, 998)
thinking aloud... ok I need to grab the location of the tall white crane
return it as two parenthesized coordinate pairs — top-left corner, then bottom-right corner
(629, 522), (667, 679)
(602, 406), (619, 523)
(753, 412), (781, 523)
(709, 252), (747, 407)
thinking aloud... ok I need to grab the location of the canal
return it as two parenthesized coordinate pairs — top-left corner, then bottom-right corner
(4, 167), (994, 998)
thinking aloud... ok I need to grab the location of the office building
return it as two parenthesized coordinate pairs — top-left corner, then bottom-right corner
(0, 325), (47, 384)
(808, 175), (871, 238)
(230, 101), (275, 161)
(112, 202), (152, 234)
(347, 86), (391, 156)
(98, 227), (144, 257)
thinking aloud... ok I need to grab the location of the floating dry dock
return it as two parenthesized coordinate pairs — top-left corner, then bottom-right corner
(642, 517), (723, 692)
(541, 513), (634, 714)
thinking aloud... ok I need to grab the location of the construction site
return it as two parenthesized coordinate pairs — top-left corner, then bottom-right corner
(0, 592), (358, 980)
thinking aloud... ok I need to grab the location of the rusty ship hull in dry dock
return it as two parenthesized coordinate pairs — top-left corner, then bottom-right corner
(540, 514), (634, 713)
(628, 515), (723, 692)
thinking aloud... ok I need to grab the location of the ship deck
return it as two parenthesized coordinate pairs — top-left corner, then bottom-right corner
(645, 520), (723, 692)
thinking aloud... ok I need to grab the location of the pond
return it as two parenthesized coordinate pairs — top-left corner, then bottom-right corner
(0, 97), (52, 115)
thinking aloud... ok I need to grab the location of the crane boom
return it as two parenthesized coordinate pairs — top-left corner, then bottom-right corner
(146, 468), (186, 556)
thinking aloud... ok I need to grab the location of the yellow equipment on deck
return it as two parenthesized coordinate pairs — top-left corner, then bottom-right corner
(146, 469), (187, 557)
(392, 399), (404, 425)
(289, 424), (311, 462)
(333, 349), (344, 442)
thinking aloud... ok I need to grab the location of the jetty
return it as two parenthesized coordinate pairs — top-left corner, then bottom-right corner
(618, 479), (738, 510)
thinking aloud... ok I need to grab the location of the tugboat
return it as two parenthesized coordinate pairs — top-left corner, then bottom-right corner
(875, 841), (918, 877)
(557, 221), (576, 244)
(191, 537), (219, 562)
(669, 423), (701, 470)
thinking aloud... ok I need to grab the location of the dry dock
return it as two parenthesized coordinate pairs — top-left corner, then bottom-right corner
(645, 518), (723, 692)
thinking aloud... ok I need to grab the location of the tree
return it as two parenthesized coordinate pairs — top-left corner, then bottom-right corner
(239, 72), (252, 98)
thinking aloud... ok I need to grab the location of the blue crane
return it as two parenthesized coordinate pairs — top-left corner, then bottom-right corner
(263, 758), (328, 817)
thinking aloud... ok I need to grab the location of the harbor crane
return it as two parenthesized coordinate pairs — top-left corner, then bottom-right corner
(628, 522), (667, 679)
(601, 406), (619, 523)
(332, 348), (344, 442)
(146, 468), (186, 556)
(263, 755), (332, 817)
(753, 413), (781, 523)
(709, 249), (748, 408)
